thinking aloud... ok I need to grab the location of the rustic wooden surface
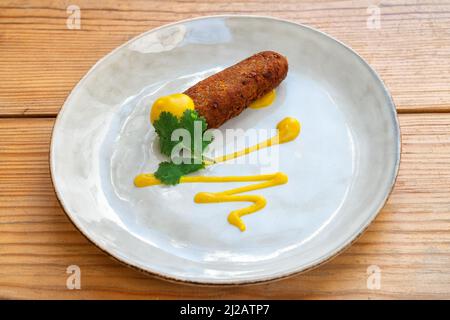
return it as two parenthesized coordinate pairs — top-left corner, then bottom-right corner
(0, 0), (449, 299)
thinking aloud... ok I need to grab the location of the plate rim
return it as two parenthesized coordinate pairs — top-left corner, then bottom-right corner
(50, 14), (401, 285)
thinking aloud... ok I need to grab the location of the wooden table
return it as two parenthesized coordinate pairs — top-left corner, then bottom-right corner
(1, 0), (449, 299)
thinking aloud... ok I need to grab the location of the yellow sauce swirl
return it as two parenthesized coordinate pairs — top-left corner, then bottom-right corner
(134, 116), (301, 231)
(135, 173), (289, 232)
(193, 173), (288, 231)
(212, 117), (300, 165)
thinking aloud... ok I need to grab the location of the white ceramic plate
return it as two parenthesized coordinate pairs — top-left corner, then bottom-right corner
(50, 16), (400, 284)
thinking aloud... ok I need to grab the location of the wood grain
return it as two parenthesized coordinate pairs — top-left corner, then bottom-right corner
(1, 114), (449, 299)
(1, 0), (450, 300)
(1, 0), (450, 116)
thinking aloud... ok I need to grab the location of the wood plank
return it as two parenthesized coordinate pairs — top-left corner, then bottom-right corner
(0, 114), (449, 299)
(1, 0), (450, 116)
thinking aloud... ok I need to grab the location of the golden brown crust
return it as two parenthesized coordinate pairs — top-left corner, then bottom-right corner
(184, 51), (288, 128)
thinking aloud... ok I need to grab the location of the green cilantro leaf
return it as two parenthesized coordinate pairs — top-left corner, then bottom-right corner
(153, 111), (180, 157)
(154, 161), (205, 185)
(152, 109), (212, 185)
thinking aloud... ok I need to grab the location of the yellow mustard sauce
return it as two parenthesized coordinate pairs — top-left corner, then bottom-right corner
(249, 90), (276, 109)
(150, 93), (195, 124)
(135, 92), (301, 231)
(212, 117), (300, 165)
(135, 173), (288, 232)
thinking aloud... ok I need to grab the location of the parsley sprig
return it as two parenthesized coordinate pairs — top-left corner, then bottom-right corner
(153, 110), (212, 185)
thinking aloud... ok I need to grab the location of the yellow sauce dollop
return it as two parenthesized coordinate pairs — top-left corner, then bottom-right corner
(150, 93), (194, 123)
(249, 90), (277, 109)
(134, 117), (301, 231)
